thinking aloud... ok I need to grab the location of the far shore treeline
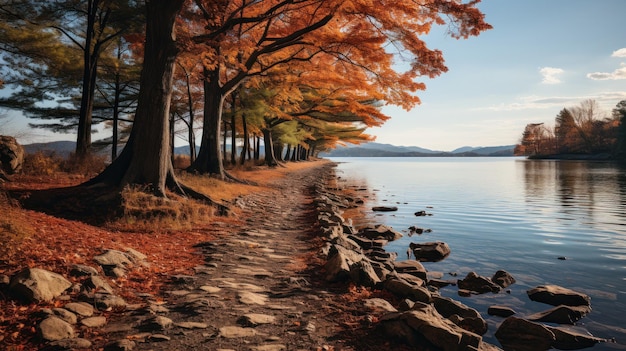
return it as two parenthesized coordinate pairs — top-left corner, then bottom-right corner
(515, 99), (626, 161)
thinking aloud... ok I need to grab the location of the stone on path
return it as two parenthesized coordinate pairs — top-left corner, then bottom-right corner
(81, 316), (107, 328)
(47, 338), (92, 349)
(219, 326), (258, 338)
(237, 313), (277, 326)
(175, 321), (209, 329)
(140, 316), (173, 331)
(38, 316), (75, 341)
(9, 268), (72, 303)
(46, 308), (78, 324)
(104, 339), (136, 351)
(363, 298), (398, 313)
(64, 302), (94, 317)
(238, 291), (268, 305)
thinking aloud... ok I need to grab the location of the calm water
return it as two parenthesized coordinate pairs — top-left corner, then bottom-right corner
(330, 157), (626, 350)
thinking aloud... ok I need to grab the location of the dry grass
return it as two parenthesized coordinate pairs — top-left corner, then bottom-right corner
(0, 193), (35, 265)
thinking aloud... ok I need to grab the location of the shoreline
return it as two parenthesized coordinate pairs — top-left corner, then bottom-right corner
(0, 159), (615, 350)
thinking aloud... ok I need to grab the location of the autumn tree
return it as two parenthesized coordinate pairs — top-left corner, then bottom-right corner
(614, 100), (626, 161)
(183, 0), (491, 178)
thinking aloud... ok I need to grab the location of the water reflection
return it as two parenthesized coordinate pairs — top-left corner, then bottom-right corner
(522, 160), (626, 231)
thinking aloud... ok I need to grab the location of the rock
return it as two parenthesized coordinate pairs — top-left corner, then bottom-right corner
(81, 316), (107, 328)
(91, 293), (127, 310)
(432, 296), (487, 335)
(140, 316), (173, 331)
(93, 249), (133, 267)
(358, 224), (403, 241)
(104, 339), (136, 351)
(175, 321), (209, 329)
(219, 326), (258, 338)
(46, 338), (92, 349)
(147, 334), (171, 342)
(527, 304), (592, 324)
(372, 206), (398, 212)
(83, 275), (114, 294)
(125, 247), (147, 262)
(349, 259), (382, 287)
(63, 302), (94, 317)
(487, 305), (516, 318)
(69, 264), (99, 277)
(491, 270), (515, 288)
(548, 326), (608, 350)
(38, 316), (75, 341)
(324, 244), (365, 281)
(527, 285), (591, 307)
(384, 277), (431, 303)
(494, 317), (555, 351)
(457, 272), (501, 294)
(238, 291), (268, 305)
(363, 298), (398, 313)
(237, 314), (276, 326)
(0, 135), (24, 175)
(346, 234), (387, 250)
(251, 345), (287, 351)
(50, 308), (78, 324)
(410, 241), (451, 262)
(393, 260), (428, 280)
(379, 302), (482, 351)
(9, 268), (72, 303)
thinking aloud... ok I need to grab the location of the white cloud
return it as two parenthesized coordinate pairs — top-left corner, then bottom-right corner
(539, 67), (564, 84)
(587, 63), (626, 80)
(479, 91), (626, 112)
(612, 48), (626, 58)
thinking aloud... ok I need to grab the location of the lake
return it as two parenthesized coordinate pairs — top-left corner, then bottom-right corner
(329, 157), (626, 350)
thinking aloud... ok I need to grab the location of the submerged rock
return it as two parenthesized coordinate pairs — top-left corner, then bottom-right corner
(527, 304), (592, 324)
(358, 224), (403, 241)
(494, 317), (555, 351)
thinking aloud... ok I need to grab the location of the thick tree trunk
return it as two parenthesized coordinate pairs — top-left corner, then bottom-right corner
(88, 0), (184, 196)
(254, 136), (260, 160)
(190, 66), (225, 178)
(262, 128), (278, 166)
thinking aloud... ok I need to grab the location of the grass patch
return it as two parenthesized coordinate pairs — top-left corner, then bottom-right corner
(0, 193), (35, 265)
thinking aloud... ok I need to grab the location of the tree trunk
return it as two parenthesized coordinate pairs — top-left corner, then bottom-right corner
(262, 127), (278, 166)
(284, 144), (292, 161)
(239, 113), (249, 165)
(111, 61), (121, 162)
(254, 136), (260, 160)
(190, 66), (225, 178)
(88, 0), (184, 196)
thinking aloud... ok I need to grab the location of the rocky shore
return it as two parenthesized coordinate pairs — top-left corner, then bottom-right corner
(0, 160), (616, 350)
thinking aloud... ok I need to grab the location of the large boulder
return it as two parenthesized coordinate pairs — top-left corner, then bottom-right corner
(0, 135), (24, 176)
(527, 304), (592, 324)
(380, 302), (484, 351)
(409, 241), (451, 262)
(432, 296), (488, 335)
(384, 276), (431, 303)
(37, 316), (75, 341)
(9, 268), (72, 303)
(494, 317), (555, 351)
(527, 285), (591, 307)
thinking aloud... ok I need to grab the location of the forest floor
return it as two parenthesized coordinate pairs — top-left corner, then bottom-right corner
(0, 159), (409, 351)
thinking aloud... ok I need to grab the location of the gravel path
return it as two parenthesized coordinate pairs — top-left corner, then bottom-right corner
(102, 161), (356, 351)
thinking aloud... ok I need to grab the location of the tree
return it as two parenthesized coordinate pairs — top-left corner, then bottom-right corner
(0, 0), (142, 158)
(87, 0), (185, 196)
(613, 100), (626, 160)
(185, 0), (491, 177)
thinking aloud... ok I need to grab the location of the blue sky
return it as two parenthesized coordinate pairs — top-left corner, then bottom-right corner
(374, 0), (626, 151)
(2, 0), (626, 150)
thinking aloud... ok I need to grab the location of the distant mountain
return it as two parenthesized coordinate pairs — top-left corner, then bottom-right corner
(23, 141), (77, 156)
(320, 142), (515, 157)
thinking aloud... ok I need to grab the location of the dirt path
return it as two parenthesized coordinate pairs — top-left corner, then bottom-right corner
(102, 161), (357, 351)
